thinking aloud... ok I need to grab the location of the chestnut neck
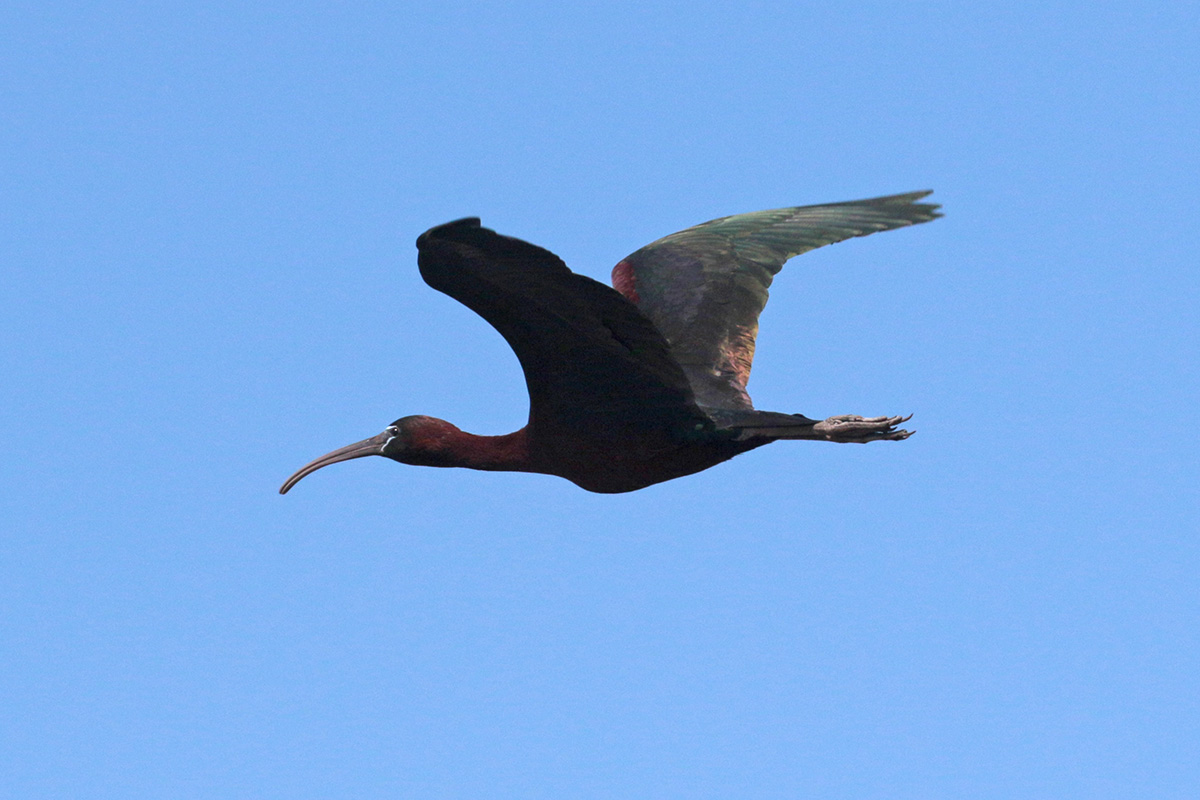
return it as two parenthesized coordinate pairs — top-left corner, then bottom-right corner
(405, 419), (535, 473)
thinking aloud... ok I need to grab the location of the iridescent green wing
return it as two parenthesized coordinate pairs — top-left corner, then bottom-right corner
(612, 191), (941, 409)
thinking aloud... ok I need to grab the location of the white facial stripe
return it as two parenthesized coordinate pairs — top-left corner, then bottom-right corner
(381, 425), (400, 451)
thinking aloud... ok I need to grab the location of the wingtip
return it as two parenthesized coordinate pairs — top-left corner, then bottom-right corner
(892, 190), (942, 221)
(838, 190), (941, 222)
(416, 217), (484, 248)
(917, 191), (943, 218)
(891, 189), (934, 201)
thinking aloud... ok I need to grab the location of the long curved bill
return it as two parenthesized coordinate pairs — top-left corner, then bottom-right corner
(279, 430), (391, 494)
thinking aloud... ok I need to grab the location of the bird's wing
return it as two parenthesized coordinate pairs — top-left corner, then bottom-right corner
(416, 218), (711, 439)
(611, 191), (941, 409)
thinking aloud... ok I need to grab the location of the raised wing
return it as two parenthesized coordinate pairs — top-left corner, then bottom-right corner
(611, 191), (941, 409)
(417, 218), (711, 440)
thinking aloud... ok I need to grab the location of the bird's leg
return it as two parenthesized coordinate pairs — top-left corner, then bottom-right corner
(812, 414), (913, 443)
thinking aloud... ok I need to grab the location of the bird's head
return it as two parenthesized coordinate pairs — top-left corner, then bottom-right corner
(279, 415), (453, 494)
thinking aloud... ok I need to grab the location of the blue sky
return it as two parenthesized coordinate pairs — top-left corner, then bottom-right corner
(3, 1), (1197, 797)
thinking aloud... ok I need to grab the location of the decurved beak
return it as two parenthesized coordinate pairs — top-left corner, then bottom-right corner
(279, 430), (392, 494)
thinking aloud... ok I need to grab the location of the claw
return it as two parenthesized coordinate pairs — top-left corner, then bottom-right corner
(813, 412), (916, 443)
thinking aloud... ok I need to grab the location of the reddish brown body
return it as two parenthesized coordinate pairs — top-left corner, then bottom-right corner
(370, 416), (762, 493)
(281, 192), (939, 495)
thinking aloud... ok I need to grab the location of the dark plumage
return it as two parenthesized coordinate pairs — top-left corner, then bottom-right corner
(281, 191), (941, 494)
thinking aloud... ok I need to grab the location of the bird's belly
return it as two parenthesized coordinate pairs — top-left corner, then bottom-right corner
(534, 433), (759, 493)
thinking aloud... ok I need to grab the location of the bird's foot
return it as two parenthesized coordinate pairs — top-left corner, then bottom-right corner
(813, 414), (913, 443)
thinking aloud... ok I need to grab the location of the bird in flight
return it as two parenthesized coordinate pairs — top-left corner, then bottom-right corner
(281, 191), (940, 495)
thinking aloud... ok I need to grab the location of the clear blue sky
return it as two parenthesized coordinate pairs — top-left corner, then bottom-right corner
(3, 2), (1197, 798)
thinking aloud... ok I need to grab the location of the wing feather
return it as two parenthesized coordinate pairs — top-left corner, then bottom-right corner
(416, 218), (709, 439)
(612, 191), (941, 409)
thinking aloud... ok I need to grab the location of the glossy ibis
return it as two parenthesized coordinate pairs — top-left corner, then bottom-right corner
(281, 191), (940, 494)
